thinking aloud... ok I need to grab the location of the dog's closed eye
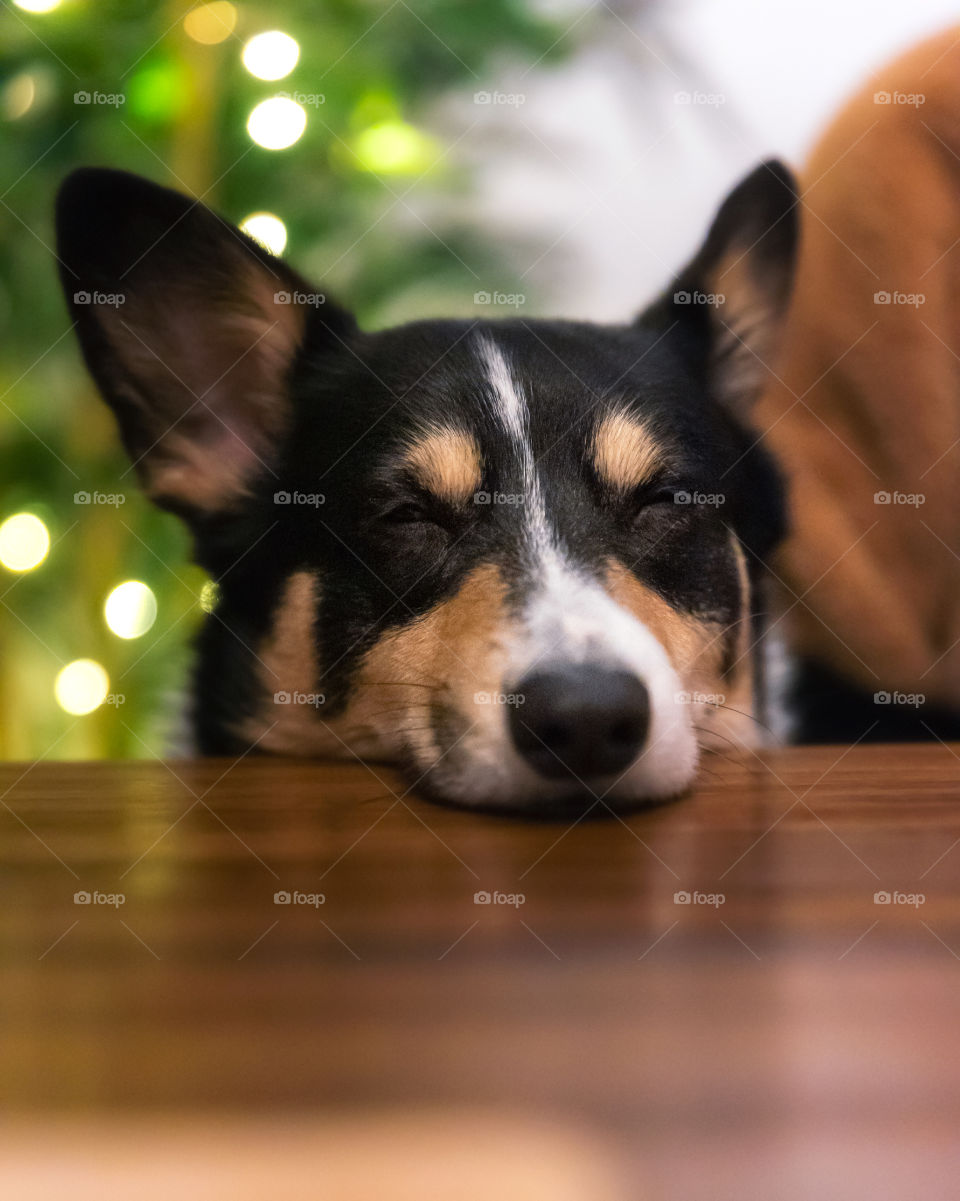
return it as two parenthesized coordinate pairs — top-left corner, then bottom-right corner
(380, 501), (434, 526)
(630, 482), (682, 515)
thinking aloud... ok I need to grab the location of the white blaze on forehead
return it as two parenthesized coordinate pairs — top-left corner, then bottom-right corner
(476, 335), (555, 558)
(477, 334), (527, 446)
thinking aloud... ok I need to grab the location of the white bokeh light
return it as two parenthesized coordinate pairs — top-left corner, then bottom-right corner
(55, 660), (110, 716)
(0, 513), (49, 572)
(104, 580), (158, 640)
(12, 0), (62, 13)
(240, 211), (288, 255)
(247, 96), (307, 149)
(242, 31), (300, 81)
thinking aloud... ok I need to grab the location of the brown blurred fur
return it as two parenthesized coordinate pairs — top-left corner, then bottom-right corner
(756, 27), (960, 705)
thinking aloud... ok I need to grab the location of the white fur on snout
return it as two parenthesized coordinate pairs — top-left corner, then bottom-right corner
(509, 555), (699, 800)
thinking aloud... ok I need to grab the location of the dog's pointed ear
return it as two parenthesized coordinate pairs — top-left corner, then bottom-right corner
(643, 160), (798, 412)
(56, 168), (355, 518)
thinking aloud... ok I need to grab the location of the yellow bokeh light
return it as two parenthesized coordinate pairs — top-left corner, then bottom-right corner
(183, 1), (237, 45)
(247, 96), (307, 150)
(240, 211), (287, 256)
(55, 660), (110, 716)
(0, 512), (49, 572)
(352, 120), (438, 175)
(104, 580), (157, 640)
(12, 0), (61, 12)
(242, 31), (300, 81)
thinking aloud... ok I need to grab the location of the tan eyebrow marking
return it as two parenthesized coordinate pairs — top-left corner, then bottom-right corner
(402, 427), (483, 505)
(591, 410), (664, 493)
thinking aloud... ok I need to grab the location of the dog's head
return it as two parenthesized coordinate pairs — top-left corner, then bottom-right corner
(56, 163), (796, 812)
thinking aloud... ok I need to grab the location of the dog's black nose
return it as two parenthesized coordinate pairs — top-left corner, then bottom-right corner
(509, 666), (650, 780)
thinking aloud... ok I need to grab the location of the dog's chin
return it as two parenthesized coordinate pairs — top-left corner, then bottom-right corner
(413, 778), (691, 821)
(399, 739), (700, 818)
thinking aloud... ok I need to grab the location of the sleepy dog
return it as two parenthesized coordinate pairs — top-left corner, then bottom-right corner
(56, 158), (795, 810)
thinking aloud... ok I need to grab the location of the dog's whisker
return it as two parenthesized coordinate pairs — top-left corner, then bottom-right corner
(714, 702), (774, 736)
(352, 680), (445, 692)
(691, 723), (741, 750)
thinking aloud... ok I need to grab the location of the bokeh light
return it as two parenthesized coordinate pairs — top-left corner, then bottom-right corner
(104, 580), (158, 640)
(352, 120), (438, 175)
(0, 513), (49, 572)
(242, 31), (300, 81)
(183, 1), (237, 45)
(240, 211), (288, 255)
(2, 73), (36, 121)
(12, 0), (61, 12)
(128, 58), (190, 124)
(55, 660), (109, 716)
(247, 96), (307, 149)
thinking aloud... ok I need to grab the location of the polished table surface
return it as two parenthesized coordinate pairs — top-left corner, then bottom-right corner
(2, 745), (960, 1199)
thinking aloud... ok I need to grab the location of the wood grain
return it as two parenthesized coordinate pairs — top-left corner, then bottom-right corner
(1, 745), (959, 1200)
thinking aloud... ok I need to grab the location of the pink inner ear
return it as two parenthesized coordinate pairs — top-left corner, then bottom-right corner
(112, 263), (307, 513)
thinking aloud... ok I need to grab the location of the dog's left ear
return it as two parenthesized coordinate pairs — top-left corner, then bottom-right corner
(644, 160), (798, 412)
(55, 167), (355, 519)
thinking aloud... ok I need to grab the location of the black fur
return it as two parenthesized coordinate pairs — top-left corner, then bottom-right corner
(790, 657), (960, 744)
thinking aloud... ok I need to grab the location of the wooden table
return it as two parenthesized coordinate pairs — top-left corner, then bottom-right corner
(2, 745), (960, 1199)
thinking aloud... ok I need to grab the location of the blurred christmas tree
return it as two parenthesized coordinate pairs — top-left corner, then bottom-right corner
(0, 0), (572, 759)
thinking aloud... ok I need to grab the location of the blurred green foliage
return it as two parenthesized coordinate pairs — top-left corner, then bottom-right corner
(0, 0), (574, 758)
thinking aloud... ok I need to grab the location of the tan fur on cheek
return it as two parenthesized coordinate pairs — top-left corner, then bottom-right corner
(354, 564), (513, 757)
(592, 410), (664, 494)
(238, 564), (518, 765)
(236, 570), (332, 755)
(336, 562), (526, 768)
(603, 560), (713, 675)
(603, 553), (759, 749)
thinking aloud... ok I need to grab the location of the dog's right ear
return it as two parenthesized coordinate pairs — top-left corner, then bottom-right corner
(641, 160), (798, 416)
(56, 168), (355, 519)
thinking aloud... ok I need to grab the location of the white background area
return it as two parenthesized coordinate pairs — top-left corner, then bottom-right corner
(437, 0), (960, 320)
